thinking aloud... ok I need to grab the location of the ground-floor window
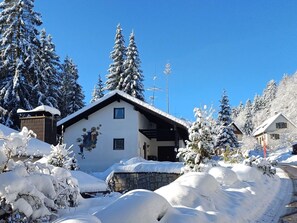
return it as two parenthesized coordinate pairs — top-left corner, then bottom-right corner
(113, 138), (125, 150)
(270, 134), (280, 140)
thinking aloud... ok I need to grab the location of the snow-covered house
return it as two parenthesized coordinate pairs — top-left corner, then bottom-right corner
(253, 113), (297, 147)
(229, 122), (243, 141)
(57, 90), (189, 172)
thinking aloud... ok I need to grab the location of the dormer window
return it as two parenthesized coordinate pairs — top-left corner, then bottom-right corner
(114, 108), (125, 119)
(276, 122), (287, 129)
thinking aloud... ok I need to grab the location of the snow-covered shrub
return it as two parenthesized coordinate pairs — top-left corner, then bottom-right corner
(223, 147), (244, 163)
(177, 106), (216, 172)
(243, 156), (276, 176)
(0, 127), (35, 173)
(0, 128), (80, 222)
(47, 144), (79, 170)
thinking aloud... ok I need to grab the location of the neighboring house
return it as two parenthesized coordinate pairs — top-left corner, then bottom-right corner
(57, 90), (189, 172)
(253, 113), (297, 147)
(229, 122), (243, 141)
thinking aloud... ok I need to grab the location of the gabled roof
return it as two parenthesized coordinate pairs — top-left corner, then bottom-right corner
(253, 113), (297, 136)
(229, 122), (243, 134)
(57, 90), (190, 131)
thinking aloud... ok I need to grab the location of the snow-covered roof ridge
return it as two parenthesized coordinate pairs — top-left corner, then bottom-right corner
(253, 112), (296, 136)
(58, 90), (190, 129)
(17, 105), (61, 116)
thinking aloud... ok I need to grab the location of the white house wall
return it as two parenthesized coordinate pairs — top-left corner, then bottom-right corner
(63, 100), (139, 172)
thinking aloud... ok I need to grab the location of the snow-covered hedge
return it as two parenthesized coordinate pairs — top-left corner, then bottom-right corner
(0, 127), (80, 222)
(243, 156), (277, 176)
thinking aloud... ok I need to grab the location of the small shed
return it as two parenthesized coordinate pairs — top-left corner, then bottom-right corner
(17, 105), (60, 145)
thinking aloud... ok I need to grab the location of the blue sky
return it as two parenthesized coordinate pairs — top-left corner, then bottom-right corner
(35, 0), (297, 121)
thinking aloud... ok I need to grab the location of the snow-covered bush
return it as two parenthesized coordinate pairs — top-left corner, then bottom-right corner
(223, 147), (244, 164)
(0, 128), (80, 222)
(243, 156), (276, 176)
(0, 127), (35, 172)
(47, 144), (78, 170)
(177, 106), (216, 172)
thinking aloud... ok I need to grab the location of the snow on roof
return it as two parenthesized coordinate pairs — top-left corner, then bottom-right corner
(0, 124), (51, 157)
(71, 170), (108, 193)
(58, 90), (189, 129)
(17, 105), (61, 116)
(253, 113), (296, 136)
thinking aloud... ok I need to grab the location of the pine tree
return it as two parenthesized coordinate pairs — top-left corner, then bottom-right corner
(119, 31), (144, 100)
(243, 99), (254, 135)
(91, 74), (104, 103)
(59, 57), (85, 118)
(215, 90), (239, 149)
(105, 24), (126, 91)
(177, 106), (216, 172)
(0, 0), (42, 128)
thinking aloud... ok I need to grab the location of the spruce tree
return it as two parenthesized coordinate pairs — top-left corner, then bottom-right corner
(0, 0), (42, 128)
(177, 106), (216, 171)
(105, 24), (126, 91)
(59, 57), (85, 118)
(119, 31), (144, 100)
(34, 29), (61, 108)
(91, 74), (105, 103)
(262, 80), (277, 109)
(243, 99), (254, 135)
(215, 91), (239, 149)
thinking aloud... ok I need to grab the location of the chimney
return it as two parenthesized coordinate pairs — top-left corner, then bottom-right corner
(17, 105), (61, 145)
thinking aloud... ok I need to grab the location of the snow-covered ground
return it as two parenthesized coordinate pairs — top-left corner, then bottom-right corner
(53, 148), (297, 223)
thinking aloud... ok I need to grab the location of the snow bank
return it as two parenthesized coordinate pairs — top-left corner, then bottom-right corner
(96, 190), (172, 223)
(208, 166), (238, 186)
(53, 215), (102, 223)
(92, 165), (283, 223)
(71, 171), (108, 193)
(232, 164), (261, 182)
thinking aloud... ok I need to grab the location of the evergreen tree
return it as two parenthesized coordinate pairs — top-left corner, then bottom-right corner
(59, 57), (85, 118)
(34, 29), (61, 108)
(0, 0), (42, 128)
(243, 99), (254, 135)
(215, 91), (239, 149)
(119, 31), (144, 100)
(105, 24), (126, 91)
(262, 80), (277, 109)
(91, 74), (105, 103)
(177, 106), (216, 172)
(252, 94), (264, 114)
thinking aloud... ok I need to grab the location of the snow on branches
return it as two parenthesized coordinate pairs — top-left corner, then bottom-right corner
(0, 128), (80, 222)
(178, 106), (216, 172)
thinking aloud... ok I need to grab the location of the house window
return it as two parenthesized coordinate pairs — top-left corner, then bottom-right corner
(113, 138), (124, 150)
(114, 108), (125, 119)
(270, 134), (280, 140)
(276, 122), (287, 129)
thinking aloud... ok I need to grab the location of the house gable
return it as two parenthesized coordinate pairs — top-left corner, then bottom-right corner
(57, 90), (189, 172)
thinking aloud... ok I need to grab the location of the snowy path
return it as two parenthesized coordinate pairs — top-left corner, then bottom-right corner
(254, 167), (293, 223)
(278, 164), (297, 222)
